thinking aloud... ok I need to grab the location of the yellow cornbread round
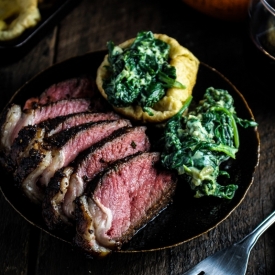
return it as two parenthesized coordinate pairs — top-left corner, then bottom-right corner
(96, 33), (199, 123)
(0, 0), (41, 41)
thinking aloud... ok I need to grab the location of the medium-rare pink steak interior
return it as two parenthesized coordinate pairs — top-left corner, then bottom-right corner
(40, 119), (132, 187)
(9, 111), (121, 168)
(0, 98), (92, 150)
(40, 111), (120, 137)
(24, 77), (95, 110)
(0, 76), (178, 257)
(62, 126), (150, 220)
(42, 126), (151, 230)
(14, 119), (131, 203)
(74, 152), (177, 257)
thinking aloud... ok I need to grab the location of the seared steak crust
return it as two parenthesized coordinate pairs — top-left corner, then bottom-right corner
(39, 112), (120, 136)
(9, 125), (40, 168)
(14, 119), (131, 203)
(43, 119), (130, 150)
(2, 98), (92, 151)
(74, 196), (111, 258)
(14, 148), (45, 185)
(43, 167), (74, 230)
(10, 112), (121, 169)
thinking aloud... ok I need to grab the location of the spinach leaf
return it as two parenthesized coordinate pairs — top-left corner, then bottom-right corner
(103, 31), (185, 115)
(161, 87), (258, 199)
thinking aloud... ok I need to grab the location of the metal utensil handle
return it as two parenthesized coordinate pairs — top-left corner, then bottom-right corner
(238, 210), (275, 251)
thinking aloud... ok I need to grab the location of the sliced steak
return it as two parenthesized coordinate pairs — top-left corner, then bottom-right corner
(0, 104), (22, 151)
(2, 98), (92, 151)
(14, 148), (52, 203)
(10, 112), (120, 168)
(40, 119), (131, 186)
(43, 126), (150, 230)
(74, 152), (177, 257)
(9, 125), (46, 171)
(15, 119), (131, 203)
(40, 111), (120, 137)
(42, 167), (74, 227)
(23, 77), (95, 110)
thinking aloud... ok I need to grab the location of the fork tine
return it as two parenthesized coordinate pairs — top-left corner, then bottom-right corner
(182, 211), (275, 275)
(182, 264), (205, 275)
(181, 244), (248, 275)
(182, 257), (213, 275)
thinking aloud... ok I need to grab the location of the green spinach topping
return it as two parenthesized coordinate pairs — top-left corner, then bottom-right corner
(160, 87), (257, 199)
(103, 31), (185, 116)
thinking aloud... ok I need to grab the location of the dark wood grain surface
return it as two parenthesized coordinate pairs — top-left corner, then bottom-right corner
(0, 0), (274, 274)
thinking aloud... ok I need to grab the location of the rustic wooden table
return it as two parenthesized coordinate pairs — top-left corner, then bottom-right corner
(0, 0), (274, 274)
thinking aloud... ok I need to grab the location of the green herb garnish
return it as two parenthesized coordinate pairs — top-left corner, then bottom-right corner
(160, 87), (257, 199)
(103, 31), (185, 115)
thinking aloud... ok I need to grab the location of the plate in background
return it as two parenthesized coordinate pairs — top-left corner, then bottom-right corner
(0, 0), (80, 63)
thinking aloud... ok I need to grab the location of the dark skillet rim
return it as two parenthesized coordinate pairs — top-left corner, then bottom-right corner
(0, 51), (260, 254)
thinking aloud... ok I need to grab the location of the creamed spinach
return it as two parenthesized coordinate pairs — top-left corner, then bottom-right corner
(161, 87), (257, 199)
(103, 31), (185, 116)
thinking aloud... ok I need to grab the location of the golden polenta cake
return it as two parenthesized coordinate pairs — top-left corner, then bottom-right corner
(0, 0), (41, 41)
(96, 33), (199, 123)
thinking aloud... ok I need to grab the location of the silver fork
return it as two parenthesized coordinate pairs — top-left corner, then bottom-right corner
(182, 210), (275, 275)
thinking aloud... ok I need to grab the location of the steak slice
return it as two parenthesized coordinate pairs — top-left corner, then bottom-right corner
(2, 98), (92, 151)
(23, 77), (95, 110)
(42, 167), (74, 227)
(0, 104), (22, 151)
(16, 119), (131, 203)
(40, 111), (120, 137)
(42, 126), (150, 230)
(10, 112), (120, 168)
(40, 119), (132, 186)
(15, 148), (52, 203)
(74, 152), (177, 257)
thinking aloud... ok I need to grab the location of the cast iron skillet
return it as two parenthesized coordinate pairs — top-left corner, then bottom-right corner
(0, 50), (260, 253)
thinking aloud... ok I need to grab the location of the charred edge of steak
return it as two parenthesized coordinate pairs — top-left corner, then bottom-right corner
(43, 120), (128, 149)
(10, 113), (121, 174)
(39, 112), (93, 133)
(9, 125), (39, 165)
(43, 121), (111, 149)
(42, 168), (74, 232)
(39, 115), (72, 133)
(39, 111), (121, 137)
(73, 196), (112, 259)
(13, 148), (45, 185)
